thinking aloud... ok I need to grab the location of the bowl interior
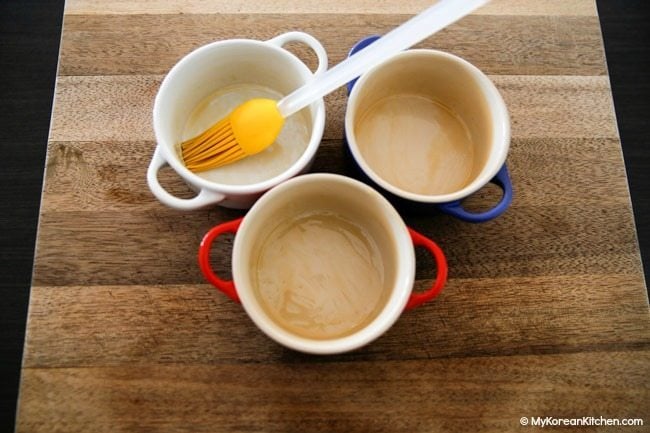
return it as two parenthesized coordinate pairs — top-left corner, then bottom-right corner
(347, 50), (509, 202)
(233, 174), (414, 353)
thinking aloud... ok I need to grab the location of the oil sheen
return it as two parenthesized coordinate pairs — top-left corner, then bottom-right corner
(181, 84), (310, 185)
(253, 211), (388, 340)
(355, 94), (475, 195)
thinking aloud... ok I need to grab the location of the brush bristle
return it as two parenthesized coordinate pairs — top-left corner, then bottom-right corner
(181, 118), (246, 172)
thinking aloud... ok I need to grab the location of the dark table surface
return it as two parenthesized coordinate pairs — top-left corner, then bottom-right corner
(1, 1), (648, 431)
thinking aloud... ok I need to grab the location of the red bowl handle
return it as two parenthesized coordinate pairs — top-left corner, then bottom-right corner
(405, 227), (448, 310)
(198, 217), (244, 303)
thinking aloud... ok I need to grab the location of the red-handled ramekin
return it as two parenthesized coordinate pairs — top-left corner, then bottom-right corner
(199, 173), (447, 354)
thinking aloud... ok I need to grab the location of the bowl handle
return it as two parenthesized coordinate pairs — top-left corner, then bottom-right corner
(198, 218), (244, 303)
(437, 164), (513, 223)
(267, 31), (328, 76)
(406, 227), (448, 310)
(147, 147), (225, 210)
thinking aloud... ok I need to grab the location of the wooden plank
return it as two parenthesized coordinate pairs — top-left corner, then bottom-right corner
(492, 75), (618, 139)
(64, 0), (598, 16)
(23, 276), (650, 367)
(57, 14), (606, 76)
(17, 350), (650, 433)
(39, 137), (632, 213)
(48, 75), (618, 143)
(49, 75), (159, 142)
(31, 199), (642, 287)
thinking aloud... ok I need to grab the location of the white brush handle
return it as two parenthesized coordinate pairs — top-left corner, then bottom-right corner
(276, 0), (489, 118)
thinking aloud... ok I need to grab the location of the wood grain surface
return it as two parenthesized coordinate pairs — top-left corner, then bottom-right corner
(16, 1), (650, 432)
(64, 0), (598, 16)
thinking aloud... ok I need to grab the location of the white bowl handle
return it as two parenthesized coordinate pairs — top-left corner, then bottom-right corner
(147, 148), (225, 210)
(266, 31), (328, 76)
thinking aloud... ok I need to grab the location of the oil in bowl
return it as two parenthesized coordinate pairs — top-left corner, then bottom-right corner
(181, 84), (311, 185)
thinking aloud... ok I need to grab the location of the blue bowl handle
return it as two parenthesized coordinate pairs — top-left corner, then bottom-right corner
(437, 165), (513, 223)
(346, 35), (382, 94)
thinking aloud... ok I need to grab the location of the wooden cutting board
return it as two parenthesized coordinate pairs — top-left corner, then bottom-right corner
(17, 1), (650, 432)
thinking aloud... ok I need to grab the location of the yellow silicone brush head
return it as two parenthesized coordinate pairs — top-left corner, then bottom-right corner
(181, 98), (285, 172)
